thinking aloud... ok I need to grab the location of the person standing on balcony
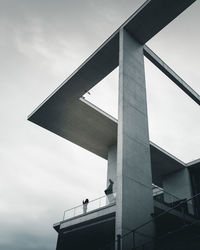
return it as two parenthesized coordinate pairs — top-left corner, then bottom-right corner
(104, 179), (115, 203)
(82, 198), (89, 214)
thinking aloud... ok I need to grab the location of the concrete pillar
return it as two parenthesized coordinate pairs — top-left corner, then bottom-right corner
(163, 168), (193, 214)
(116, 28), (154, 250)
(107, 144), (117, 193)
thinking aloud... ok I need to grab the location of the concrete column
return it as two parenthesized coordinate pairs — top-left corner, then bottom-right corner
(163, 168), (193, 214)
(116, 28), (154, 250)
(107, 144), (117, 193)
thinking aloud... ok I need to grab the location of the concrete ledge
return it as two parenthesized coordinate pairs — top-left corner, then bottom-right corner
(60, 204), (116, 230)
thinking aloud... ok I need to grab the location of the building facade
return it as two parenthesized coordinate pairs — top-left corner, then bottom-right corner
(28, 0), (200, 249)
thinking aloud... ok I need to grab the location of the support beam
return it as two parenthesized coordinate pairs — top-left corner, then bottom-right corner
(125, 0), (196, 44)
(144, 45), (200, 105)
(116, 28), (154, 249)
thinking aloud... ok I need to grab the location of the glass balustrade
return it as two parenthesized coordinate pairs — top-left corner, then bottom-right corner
(63, 193), (116, 220)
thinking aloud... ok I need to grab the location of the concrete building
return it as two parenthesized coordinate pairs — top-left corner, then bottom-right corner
(28, 0), (200, 249)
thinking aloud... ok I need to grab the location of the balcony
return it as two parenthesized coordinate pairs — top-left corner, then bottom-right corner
(59, 186), (195, 221)
(54, 187), (196, 234)
(63, 193), (116, 221)
(53, 188), (200, 250)
(153, 185), (195, 217)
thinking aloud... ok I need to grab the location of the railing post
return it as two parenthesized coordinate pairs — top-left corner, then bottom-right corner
(117, 234), (121, 250)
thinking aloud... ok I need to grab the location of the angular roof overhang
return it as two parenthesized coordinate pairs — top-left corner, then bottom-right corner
(28, 0), (197, 176)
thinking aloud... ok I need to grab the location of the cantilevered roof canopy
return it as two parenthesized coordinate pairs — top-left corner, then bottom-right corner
(28, 0), (196, 171)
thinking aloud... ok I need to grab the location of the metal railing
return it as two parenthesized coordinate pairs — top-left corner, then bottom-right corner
(60, 185), (200, 249)
(62, 184), (195, 222)
(100, 191), (200, 250)
(63, 193), (116, 221)
(152, 185), (195, 216)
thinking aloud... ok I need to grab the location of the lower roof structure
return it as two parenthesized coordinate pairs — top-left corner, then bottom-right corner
(28, 0), (199, 173)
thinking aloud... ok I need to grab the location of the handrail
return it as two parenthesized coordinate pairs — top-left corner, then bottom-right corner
(63, 194), (106, 214)
(153, 186), (194, 217)
(152, 184), (180, 200)
(129, 192), (199, 236)
(119, 192), (200, 249)
(100, 191), (200, 250)
(62, 184), (192, 221)
(61, 186), (199, 249)
(134, 208), (200, 249)
(63, 193), (116, 221)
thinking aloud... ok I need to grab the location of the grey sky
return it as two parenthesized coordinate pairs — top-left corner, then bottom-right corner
(0, 0), (199, 250)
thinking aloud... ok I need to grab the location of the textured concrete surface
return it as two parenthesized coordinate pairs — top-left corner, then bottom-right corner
(163, 168), (193, 213)
(150, 142), (185, 186)
(28, 32), (119, 159)
(107, 141), (186, 188)
(116, 29), (154, 249)
(107, 144), (117, 193)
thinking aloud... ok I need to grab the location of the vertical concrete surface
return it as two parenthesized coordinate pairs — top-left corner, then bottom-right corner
(116, 28), (154, 250)
(163, 168), (193, 214)
(107, 144), (117, 193)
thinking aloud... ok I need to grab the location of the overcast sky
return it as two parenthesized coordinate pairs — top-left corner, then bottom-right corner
(0, 0), (199, 250)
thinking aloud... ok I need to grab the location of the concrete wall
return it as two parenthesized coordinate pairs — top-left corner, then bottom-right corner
(163, 168), (193, 214)
(107, 144), (117, 193)
(116, 28), (154, 250)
